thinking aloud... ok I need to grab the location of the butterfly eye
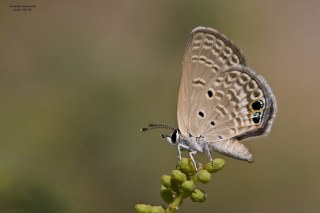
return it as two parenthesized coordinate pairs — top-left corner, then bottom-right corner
(170, 130), (179, 144)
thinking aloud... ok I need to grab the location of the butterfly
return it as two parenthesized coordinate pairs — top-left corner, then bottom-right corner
(141, 27), (277, 167)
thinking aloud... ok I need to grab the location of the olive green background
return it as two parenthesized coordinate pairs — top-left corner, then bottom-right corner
(1, 1), (319, 212)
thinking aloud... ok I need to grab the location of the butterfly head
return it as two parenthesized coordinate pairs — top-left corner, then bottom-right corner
(141, 123), (181, 146)
(165, 130), (180, 145)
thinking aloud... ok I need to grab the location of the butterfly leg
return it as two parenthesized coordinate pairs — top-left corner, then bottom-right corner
(177, 143), (189, 162)
(177, 144), (182, 162)
(205, 143), (213, 163)
(188, 151), (198, 171)
(177, 144), (199, 170)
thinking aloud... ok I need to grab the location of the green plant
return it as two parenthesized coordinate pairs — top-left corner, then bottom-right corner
(135, 158), (225, 213)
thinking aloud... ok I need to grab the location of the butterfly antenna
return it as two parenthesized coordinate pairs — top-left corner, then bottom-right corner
(140, 123), (176, 132)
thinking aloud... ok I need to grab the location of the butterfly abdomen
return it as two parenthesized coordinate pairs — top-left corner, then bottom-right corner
(209, 139), (253, 162)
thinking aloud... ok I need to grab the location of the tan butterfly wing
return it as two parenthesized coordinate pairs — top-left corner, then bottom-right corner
(177, 27), (246, 137)
(177, 27), (277, 145)
(194, 66), (277, 143)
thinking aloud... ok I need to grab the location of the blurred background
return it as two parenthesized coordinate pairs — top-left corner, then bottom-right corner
(1, 0), (320, 212)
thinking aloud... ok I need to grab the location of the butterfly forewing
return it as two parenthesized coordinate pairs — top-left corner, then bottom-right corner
(177, 27), (247, 137)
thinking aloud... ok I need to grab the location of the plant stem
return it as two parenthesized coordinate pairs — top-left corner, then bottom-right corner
(166, 192), (188, 213)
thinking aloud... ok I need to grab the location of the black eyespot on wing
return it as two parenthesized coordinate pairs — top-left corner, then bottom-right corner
(252, 100), (264, 110)
(198, 111), (205, 118)
(210, 121), (215, 126)
(252, 112), (262, 124)
(207, 90), (213, 98)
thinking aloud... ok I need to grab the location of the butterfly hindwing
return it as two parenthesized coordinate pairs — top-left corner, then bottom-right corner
(194, 66), (276, 143)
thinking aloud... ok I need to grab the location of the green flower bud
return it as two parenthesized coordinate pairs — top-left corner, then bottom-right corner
(161, 175), (172, 188)
(197, 170), (211, 184)
(204, 158), (225, 173)
(160, 187), (174, 204)
(181, 180), (195, 194)
(171, 170), (187, 184)
(135, 204), (152, 213)
(178, 158), (196, 174)
(169, 182), (180, 193)
(150, 206), (165, 213)
(177, 158), (191, 173)
(190, 189), (207, 203)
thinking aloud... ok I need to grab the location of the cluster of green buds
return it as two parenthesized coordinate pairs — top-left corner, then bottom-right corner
(135, 157), (225, 213)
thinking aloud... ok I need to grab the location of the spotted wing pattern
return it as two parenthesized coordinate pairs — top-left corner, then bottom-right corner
(177, 26), (247, 136)
(177, 27), (277, 161)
